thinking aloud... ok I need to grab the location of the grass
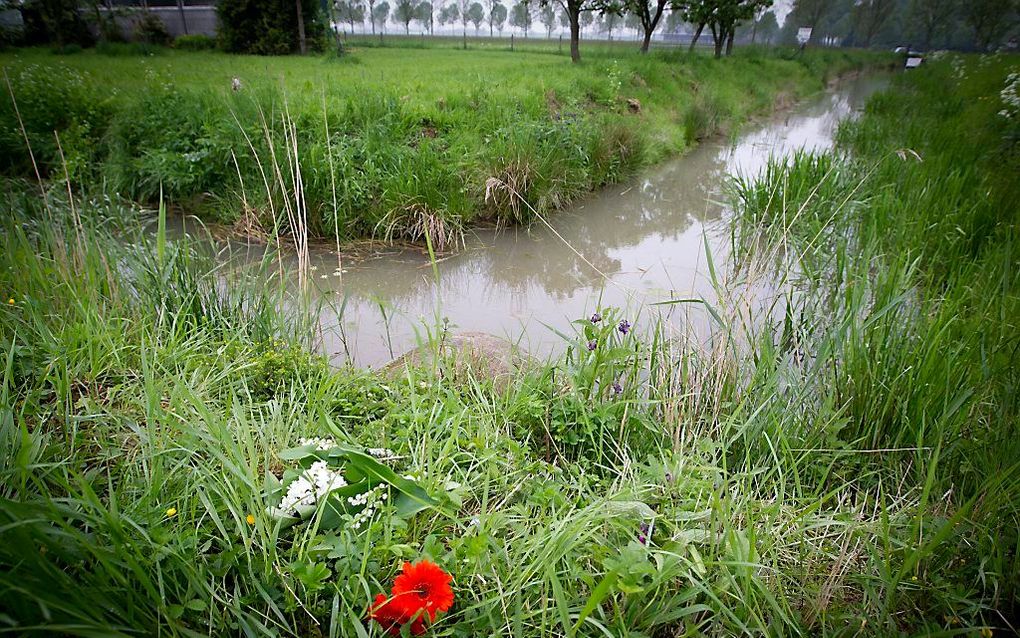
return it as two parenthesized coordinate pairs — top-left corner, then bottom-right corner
(0, 44), (889, 246)
(1, 52), (1018, 636)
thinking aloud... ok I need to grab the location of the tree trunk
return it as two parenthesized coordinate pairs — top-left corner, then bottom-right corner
(569, 9), (580, 62)
(710, 24), (721, 58)
(725, 27), (734, 56)
(296, 0), (307, 53)
(640, 28), (651, 53)
(177, 0), (189, 35)
(688, 22), (703, 53)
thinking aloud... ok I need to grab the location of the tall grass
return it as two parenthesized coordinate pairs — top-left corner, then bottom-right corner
(1, 53), (1017, 636)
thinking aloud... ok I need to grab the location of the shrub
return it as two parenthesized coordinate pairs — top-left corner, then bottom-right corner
(134, 12), (172, 46)
(0, 65), (109, 179)
(173, 33), (217, 50)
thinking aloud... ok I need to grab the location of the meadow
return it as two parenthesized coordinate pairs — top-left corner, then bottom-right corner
(1, 51), (1018, 635)
(0, 44), (888, 246)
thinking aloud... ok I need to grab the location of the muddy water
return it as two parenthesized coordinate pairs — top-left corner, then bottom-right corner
(185, 74), (889, 368)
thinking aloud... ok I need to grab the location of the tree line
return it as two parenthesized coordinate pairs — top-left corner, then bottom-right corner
(6, 0), (1016, 60)
(782, 0), (1018, 52)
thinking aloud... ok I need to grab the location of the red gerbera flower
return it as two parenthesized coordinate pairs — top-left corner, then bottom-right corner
(369, 593), (408, 636)
(391, 560), (455, 622)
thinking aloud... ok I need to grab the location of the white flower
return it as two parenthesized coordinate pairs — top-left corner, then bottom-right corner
(277, 460), (348, 513)
(299, 437), (338, 451)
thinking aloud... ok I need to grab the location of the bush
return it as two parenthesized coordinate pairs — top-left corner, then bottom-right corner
(134, 12), (172, 46)
(217, 0), (325, 55)
(173, 33), (217, 50)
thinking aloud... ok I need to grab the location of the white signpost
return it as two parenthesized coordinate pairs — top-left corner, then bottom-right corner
(796, 27), (813, 46)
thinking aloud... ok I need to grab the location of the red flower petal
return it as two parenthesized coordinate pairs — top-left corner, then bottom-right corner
(368, 593), (409, 636)
(391, 560), (455, 621)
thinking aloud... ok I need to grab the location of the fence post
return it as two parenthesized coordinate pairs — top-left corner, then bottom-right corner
(558, 34), (561, 53)
(511, 33), (514, 51)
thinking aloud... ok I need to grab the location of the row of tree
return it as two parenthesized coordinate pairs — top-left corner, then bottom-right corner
(783, 0), (1018, 52)
(334, 0), (711, 42)
(334, 0), (778, 61)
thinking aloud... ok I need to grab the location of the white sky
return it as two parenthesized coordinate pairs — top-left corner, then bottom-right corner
(773, 0), (794, 27)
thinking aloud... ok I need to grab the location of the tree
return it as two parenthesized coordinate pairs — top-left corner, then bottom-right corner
(467, 0), (485, 30)
(752, 7), (777, 43)
(788, 0), (830, 44)
(599, 9), (619, 39)
(395, 0), (415, 31)
(415, 0), (433, 32)
(484, 0), (499, 34)
(510, 0), (533, 36)
(439, 2), (459, 23)
(371, 0), (389, 31)
(539, 2), (556, 35)
(492, 0), (508, 31)
(910, 0), (956, 48)
(334, 0), (365, 32)
(20, 0), (94, 47)
(624, 10), (641, 33)
(457, 0), (471, 38)
(673, 0), (714, 52)
(579, 6), (595, 32)
(748, 0), (768, 42)
(854, 0), (895, 47)
(624, 0), (668, 53)
(663, 6), (685, 33)
(964, 0), (1018, 50)
(537, 0), (601, 63)
(219, 0), (323, 53)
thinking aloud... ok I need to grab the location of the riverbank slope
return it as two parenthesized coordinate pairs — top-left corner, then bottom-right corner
(1, 45), (889, 247)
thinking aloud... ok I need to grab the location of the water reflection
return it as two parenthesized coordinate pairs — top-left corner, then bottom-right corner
(191, 74), (889, 367)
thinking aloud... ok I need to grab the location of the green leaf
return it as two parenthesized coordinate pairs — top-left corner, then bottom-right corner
(184, 599), (208, 612)
(572, 571), (618, 633)
(326, 446), (440, 517)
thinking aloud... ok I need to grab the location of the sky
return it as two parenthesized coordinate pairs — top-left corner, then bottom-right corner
(773, 0), (794, 27)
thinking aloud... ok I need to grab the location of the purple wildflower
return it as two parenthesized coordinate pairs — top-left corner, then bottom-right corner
(665, 471), (674, 483)
(590, 312), (602, 324)
(587, 339), (598, 351)
(637, 522), (650, 545)
(611, 381), (623, 397)
(618, 319), (631, 335)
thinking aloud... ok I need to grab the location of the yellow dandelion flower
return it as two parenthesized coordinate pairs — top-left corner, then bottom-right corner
(246, 514), (255, 526)
(7, 298), (14, 305)
(166, 507), (177, 517)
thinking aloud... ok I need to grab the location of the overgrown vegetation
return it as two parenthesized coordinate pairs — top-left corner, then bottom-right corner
(1, 53), (1017, 635)
(0, 45), (888, 245)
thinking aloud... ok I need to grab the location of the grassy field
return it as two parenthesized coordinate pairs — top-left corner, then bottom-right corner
(0, 45), (888, 246)
(1, 52), (1018, 635)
